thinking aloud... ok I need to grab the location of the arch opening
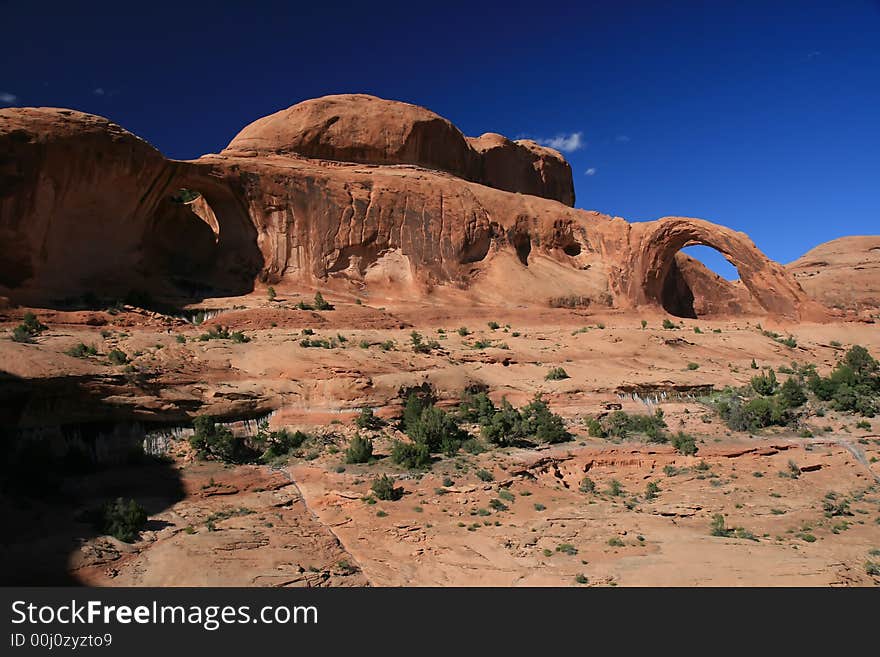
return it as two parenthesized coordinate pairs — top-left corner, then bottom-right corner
(143, 179), (262, 301)
(658, 245), (755, 319)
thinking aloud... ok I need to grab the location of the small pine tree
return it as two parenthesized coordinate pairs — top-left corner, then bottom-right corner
(345, 434), (373, 464)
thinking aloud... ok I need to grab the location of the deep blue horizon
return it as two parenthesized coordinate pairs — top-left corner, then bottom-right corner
(3, 0), (878, 278)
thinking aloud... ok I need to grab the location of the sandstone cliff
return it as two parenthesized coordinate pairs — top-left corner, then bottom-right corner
(0, 95), (826, 320)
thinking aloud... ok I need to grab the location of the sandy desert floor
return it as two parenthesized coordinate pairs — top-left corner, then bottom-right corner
(2, 288), (879, 586)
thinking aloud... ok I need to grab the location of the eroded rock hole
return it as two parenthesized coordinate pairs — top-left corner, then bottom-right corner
(511, 232), (531, 266)
(563, 241), (582, 257)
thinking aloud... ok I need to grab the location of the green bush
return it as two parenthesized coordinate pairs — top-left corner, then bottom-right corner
(12, 312), (48, 343)
(267, 286), (277, 301)
(410, 331), (440, 354)
(670, 431), (697, 455)
(407, 406), (467, 453)
(710, 513), (732, 537)
(476, 468), (494, 482)
(313, 292), (334, 310)
(259, 427), (308, 462)
(518, 396), (571, 444)
(662, 318), (677, 329)
(458, 390), (497, 424)
(66, 342), (98, 358)
(345, 434), (373, 464)
(354, 407), (384, 430)
(480, 399), (523, 447)
(778, 376), (807, 409)
(587, 409), (667, 442)
(390, 440), (431, 469)
(545, 367), (570, 380)
(717, 395), (788, 432)
(108, 349), (129, 365)
(808, 345), (879, 416)
(102, 497), (148, 543)
(751, 369), (778, 395)
(189, 415), (258, 463)
(372, 475), (403, 501)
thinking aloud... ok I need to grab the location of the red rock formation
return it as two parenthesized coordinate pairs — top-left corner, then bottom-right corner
(0, 96), (825, 320)
(225, 94), (574, 206)
(787, 236), (880, 315)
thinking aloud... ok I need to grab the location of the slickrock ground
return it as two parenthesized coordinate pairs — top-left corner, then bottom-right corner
(2, 292), (878, 586)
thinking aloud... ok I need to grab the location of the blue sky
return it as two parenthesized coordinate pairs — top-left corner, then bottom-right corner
(3, 1), (878, 278)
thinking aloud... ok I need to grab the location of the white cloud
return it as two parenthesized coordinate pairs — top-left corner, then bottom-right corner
(585, 167), (597, 176)
(536, 131), (585, 153)
(93, 88), (105, 96)
(615, 134), (630, 143)
(0, 92), (18, 104)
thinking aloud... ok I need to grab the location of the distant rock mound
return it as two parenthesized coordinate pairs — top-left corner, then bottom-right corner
(225, 94), (574, 206)
(787, 236), (880, 314)
(0, 96), (827, 320)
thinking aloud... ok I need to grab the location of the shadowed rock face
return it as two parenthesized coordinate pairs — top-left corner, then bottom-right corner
(0, 96), (825, 320)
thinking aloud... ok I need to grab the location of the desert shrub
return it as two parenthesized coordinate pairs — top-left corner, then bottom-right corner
(259, 427), (308, 462)
(400, 385), (437, 429)
(12, 312), (48, 343)
(587, 409), (667, 442)
(390, 440), (431, 469)
(473, 393), (570, 447)
(300, 337), (332, 348)
(662, 318), (677, 329)
(372, 475), (403, 501)
(670, 431), (697, 455)
(808, 346), (879, 416)
(640, 319), (647, 329)
(267, 286), (276, 301)
(717, 395), (787, 432)
(476, 468), (494, 482)
(778, 376), (807, 409)
(107, 349), (129, 365)
(548, 295), (592, 308)
(645, 481), (661, 500)
(519, 396), (571, 444)
(66, 342), (98, 358)
(313, 292), (334, 310)
(345, 434), (373, 464)
(545, 367), (570, 381)
(458, 390), (497, 424)
(487, 321), (500, 330)
(407, 406), (467, 453)
(710, 513), (732, 537)
(101, 497), (148, 543)
(189, 415), (257, 463)
(687, 362), (700, 370)
(751, 369), (778, 396)
(579, 477), (596, 493)
(480, 399), (524, 447)
(409, 331), (440, 354)
(354, 407), (384, 430)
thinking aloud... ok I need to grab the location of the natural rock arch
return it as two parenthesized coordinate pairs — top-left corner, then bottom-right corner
(625, 217), (823, 320)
